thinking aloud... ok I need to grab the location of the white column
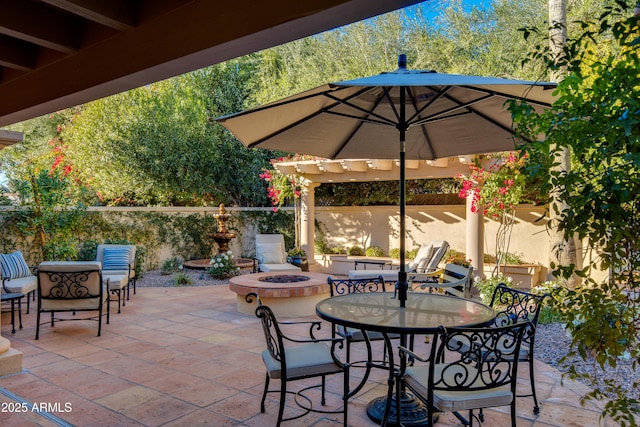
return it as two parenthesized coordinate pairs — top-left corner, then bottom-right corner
(465, 194), (484, 279)
(300, 182), (319, 264)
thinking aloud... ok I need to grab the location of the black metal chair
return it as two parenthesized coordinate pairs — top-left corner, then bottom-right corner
(327, 276), (400, 378)
(397, 321), (531, 427)
(246, 293), (349, 427)
(488, 283), (549, 415)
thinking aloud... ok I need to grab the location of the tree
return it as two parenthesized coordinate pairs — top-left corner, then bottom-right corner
(511, 1), (640, 421)
(1, 112), (94, 260)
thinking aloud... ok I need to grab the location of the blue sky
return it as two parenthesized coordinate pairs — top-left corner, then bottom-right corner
(409, 0), (493, 20)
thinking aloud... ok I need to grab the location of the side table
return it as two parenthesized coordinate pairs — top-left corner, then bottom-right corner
(1, 292), (25, 334)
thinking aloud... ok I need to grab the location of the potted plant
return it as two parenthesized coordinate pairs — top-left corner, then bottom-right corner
(287, 247), (308, 271)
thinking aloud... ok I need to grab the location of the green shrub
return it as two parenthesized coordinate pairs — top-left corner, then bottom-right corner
(315, 240), (332, 254)
(531, 281), (568, 325)
(77, 240), (99, 261)
(388, 248), (401, 259)
(330, 246), (346, 254)
(162, 257), (182, 275)
(501, 251), (525, 265)
(347, 246), (364, 256)
(406, 248), (419, 259)
(207, 250), (240, 279)
(365, 246), (385, 257)
(473, 274), (513, 304)
(172, 272), (193, 286)
(444, 248), (470, 267)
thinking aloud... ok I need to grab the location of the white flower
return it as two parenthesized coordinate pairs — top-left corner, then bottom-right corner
(223, 254), (228, 260)
(226, 250), (232, 255)
(209, 259), (214, 265)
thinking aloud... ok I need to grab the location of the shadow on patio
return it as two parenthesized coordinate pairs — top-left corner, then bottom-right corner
(1, 284), (618, 426)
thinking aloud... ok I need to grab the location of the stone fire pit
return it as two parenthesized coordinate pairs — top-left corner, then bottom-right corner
(229, 272), (331, 317)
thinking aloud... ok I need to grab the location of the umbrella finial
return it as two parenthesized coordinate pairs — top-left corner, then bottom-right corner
(398, 54), (407, 71)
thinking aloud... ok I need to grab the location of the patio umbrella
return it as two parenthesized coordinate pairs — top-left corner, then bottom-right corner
(216, 54), (556, 306)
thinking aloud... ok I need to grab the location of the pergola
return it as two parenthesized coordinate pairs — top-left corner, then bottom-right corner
(271, 155), (495, 274)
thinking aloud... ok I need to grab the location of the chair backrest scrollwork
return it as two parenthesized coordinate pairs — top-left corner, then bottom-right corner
(490, 284), (548, 327)
(432, 322), (531, 393)
(327, 276), (387, 296)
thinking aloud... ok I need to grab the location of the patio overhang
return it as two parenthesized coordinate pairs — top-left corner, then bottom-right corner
(0, 0), (422, 127)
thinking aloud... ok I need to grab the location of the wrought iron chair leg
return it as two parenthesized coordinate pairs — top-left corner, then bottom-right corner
(530, 358), (540, 414)
(260, 374), (269, 413)
(277, 378), (286, 427)
(321, 375), (326, 405)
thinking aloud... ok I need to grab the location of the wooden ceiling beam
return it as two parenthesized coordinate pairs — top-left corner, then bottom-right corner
(40, 0), (136, 31)
(0, 0), (80, 53)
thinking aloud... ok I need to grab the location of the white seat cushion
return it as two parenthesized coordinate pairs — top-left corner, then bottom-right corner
(262, 342), (341, 379)
(403, 364), (513, 412)
(259, 263), (301, 272)
(104, 274), (128, 291)
(349, 269), (398, 281)
(3, 275), (37, 294)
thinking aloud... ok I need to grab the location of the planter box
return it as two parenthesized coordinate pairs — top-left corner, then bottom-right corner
(483, 264), (543, 289)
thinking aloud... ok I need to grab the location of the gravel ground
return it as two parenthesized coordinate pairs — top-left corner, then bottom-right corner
(137, 268), (638, 399)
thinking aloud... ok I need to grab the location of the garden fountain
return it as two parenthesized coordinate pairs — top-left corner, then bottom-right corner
(183, 204), (253, 271)
(209, 204), (236, 254)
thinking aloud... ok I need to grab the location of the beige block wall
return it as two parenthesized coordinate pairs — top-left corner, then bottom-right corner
(314, 204), (550, 265)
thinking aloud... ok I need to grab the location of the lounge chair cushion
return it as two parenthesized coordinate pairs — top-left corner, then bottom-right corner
(262, 342), (340, 379)
(404, 364), (513, 412)
(2, 275), (37, 295)
(256, 243), (285, 264)
(104, 274), (128, 291)
(348, 270), (398, 281)
(0, 251), (31, 279)
(259, 263), (301, 272)
(102, 246), (132, 270)
(407, 244), (433, 271)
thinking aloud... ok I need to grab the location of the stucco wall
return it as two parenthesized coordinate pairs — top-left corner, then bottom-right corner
(314, 204), (549, 265)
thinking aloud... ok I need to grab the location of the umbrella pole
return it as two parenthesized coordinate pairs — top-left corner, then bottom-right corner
(398, 87), (408, 307)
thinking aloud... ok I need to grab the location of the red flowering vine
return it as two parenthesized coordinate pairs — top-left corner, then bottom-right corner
(457, 152), (527, 220)
(259, 156), (310, 211)
(457, 152), (529, 270)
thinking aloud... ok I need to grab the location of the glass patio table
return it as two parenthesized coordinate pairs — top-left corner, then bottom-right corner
(316, 291), (496, 426)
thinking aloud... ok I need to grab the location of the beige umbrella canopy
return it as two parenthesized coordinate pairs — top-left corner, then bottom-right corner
(216, 54), (557, 305)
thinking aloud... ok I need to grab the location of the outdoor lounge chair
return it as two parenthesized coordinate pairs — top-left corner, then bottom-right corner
(35, 261), (109, 339)
(95, 244), (137, 300)
(255, 234), (301, 272)
(348, 240), (449, 282)
(0, 251), (37, 314)
(409, 263), (474, 299)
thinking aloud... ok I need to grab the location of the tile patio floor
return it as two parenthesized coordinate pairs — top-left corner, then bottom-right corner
(0, 284), (620, 426)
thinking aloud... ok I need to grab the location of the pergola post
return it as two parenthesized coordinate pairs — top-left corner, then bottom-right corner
(465, 194), (484, 278)
(300, 182), (319, 264)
